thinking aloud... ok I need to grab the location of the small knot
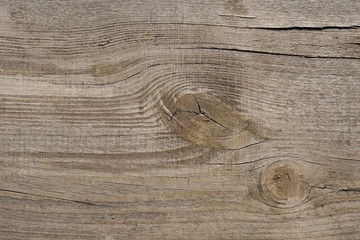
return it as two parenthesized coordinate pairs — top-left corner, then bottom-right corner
(260, 161), (310, 208)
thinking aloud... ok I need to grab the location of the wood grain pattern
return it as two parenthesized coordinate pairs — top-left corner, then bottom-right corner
(0, 0), (360, 239)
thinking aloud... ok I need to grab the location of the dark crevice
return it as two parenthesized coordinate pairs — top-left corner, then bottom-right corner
(202, 112), (231, 131)
(177, 47), (360, 60)
(0, 188), (100, 206)
(206, 155), (289, 166)
(310, 185), (360, 193)
(98, 40), (110, 47)
(218, 14), (258, 19)
(253, 25), (360, 31)
(193, 97), (204, 114)
(330, 157), (360, 162)
(192, 97), (230, 130)
(169, 96), (232, 131)
(337, 188), (360, 193)
(167, 109), (185, 129)
(152, 22), (360, 32)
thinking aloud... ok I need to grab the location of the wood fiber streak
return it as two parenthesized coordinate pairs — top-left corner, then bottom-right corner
(0, 0), (359, 239)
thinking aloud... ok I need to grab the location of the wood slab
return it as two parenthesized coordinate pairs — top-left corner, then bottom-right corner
(0, 0), (359, 239)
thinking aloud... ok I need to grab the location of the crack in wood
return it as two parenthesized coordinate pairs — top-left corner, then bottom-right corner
(218, 13), (258, 19)
(310, 185), (360, 193)
(176, 46), (360, 60)
(254, 25), (360, 31)
(159, 93), (268, 149)
(0, 188), (100, 206)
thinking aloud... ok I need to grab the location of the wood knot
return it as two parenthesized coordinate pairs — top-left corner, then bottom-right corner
(158, 92), (267, 149)
(260, 161), (310, 208)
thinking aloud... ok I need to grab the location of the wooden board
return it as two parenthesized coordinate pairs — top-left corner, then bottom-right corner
(1, 0), (360, 239)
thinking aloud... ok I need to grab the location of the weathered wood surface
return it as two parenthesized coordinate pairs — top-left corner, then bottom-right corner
(1, 0), (360, 239)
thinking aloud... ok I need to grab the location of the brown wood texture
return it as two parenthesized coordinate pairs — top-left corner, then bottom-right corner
(1, 0), (360, 239)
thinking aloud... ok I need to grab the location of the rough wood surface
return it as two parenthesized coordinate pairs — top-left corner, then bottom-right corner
(1, 0), (360, 239)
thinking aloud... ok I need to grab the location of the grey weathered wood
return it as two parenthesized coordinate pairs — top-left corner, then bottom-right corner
(0, 0), (360, 239)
